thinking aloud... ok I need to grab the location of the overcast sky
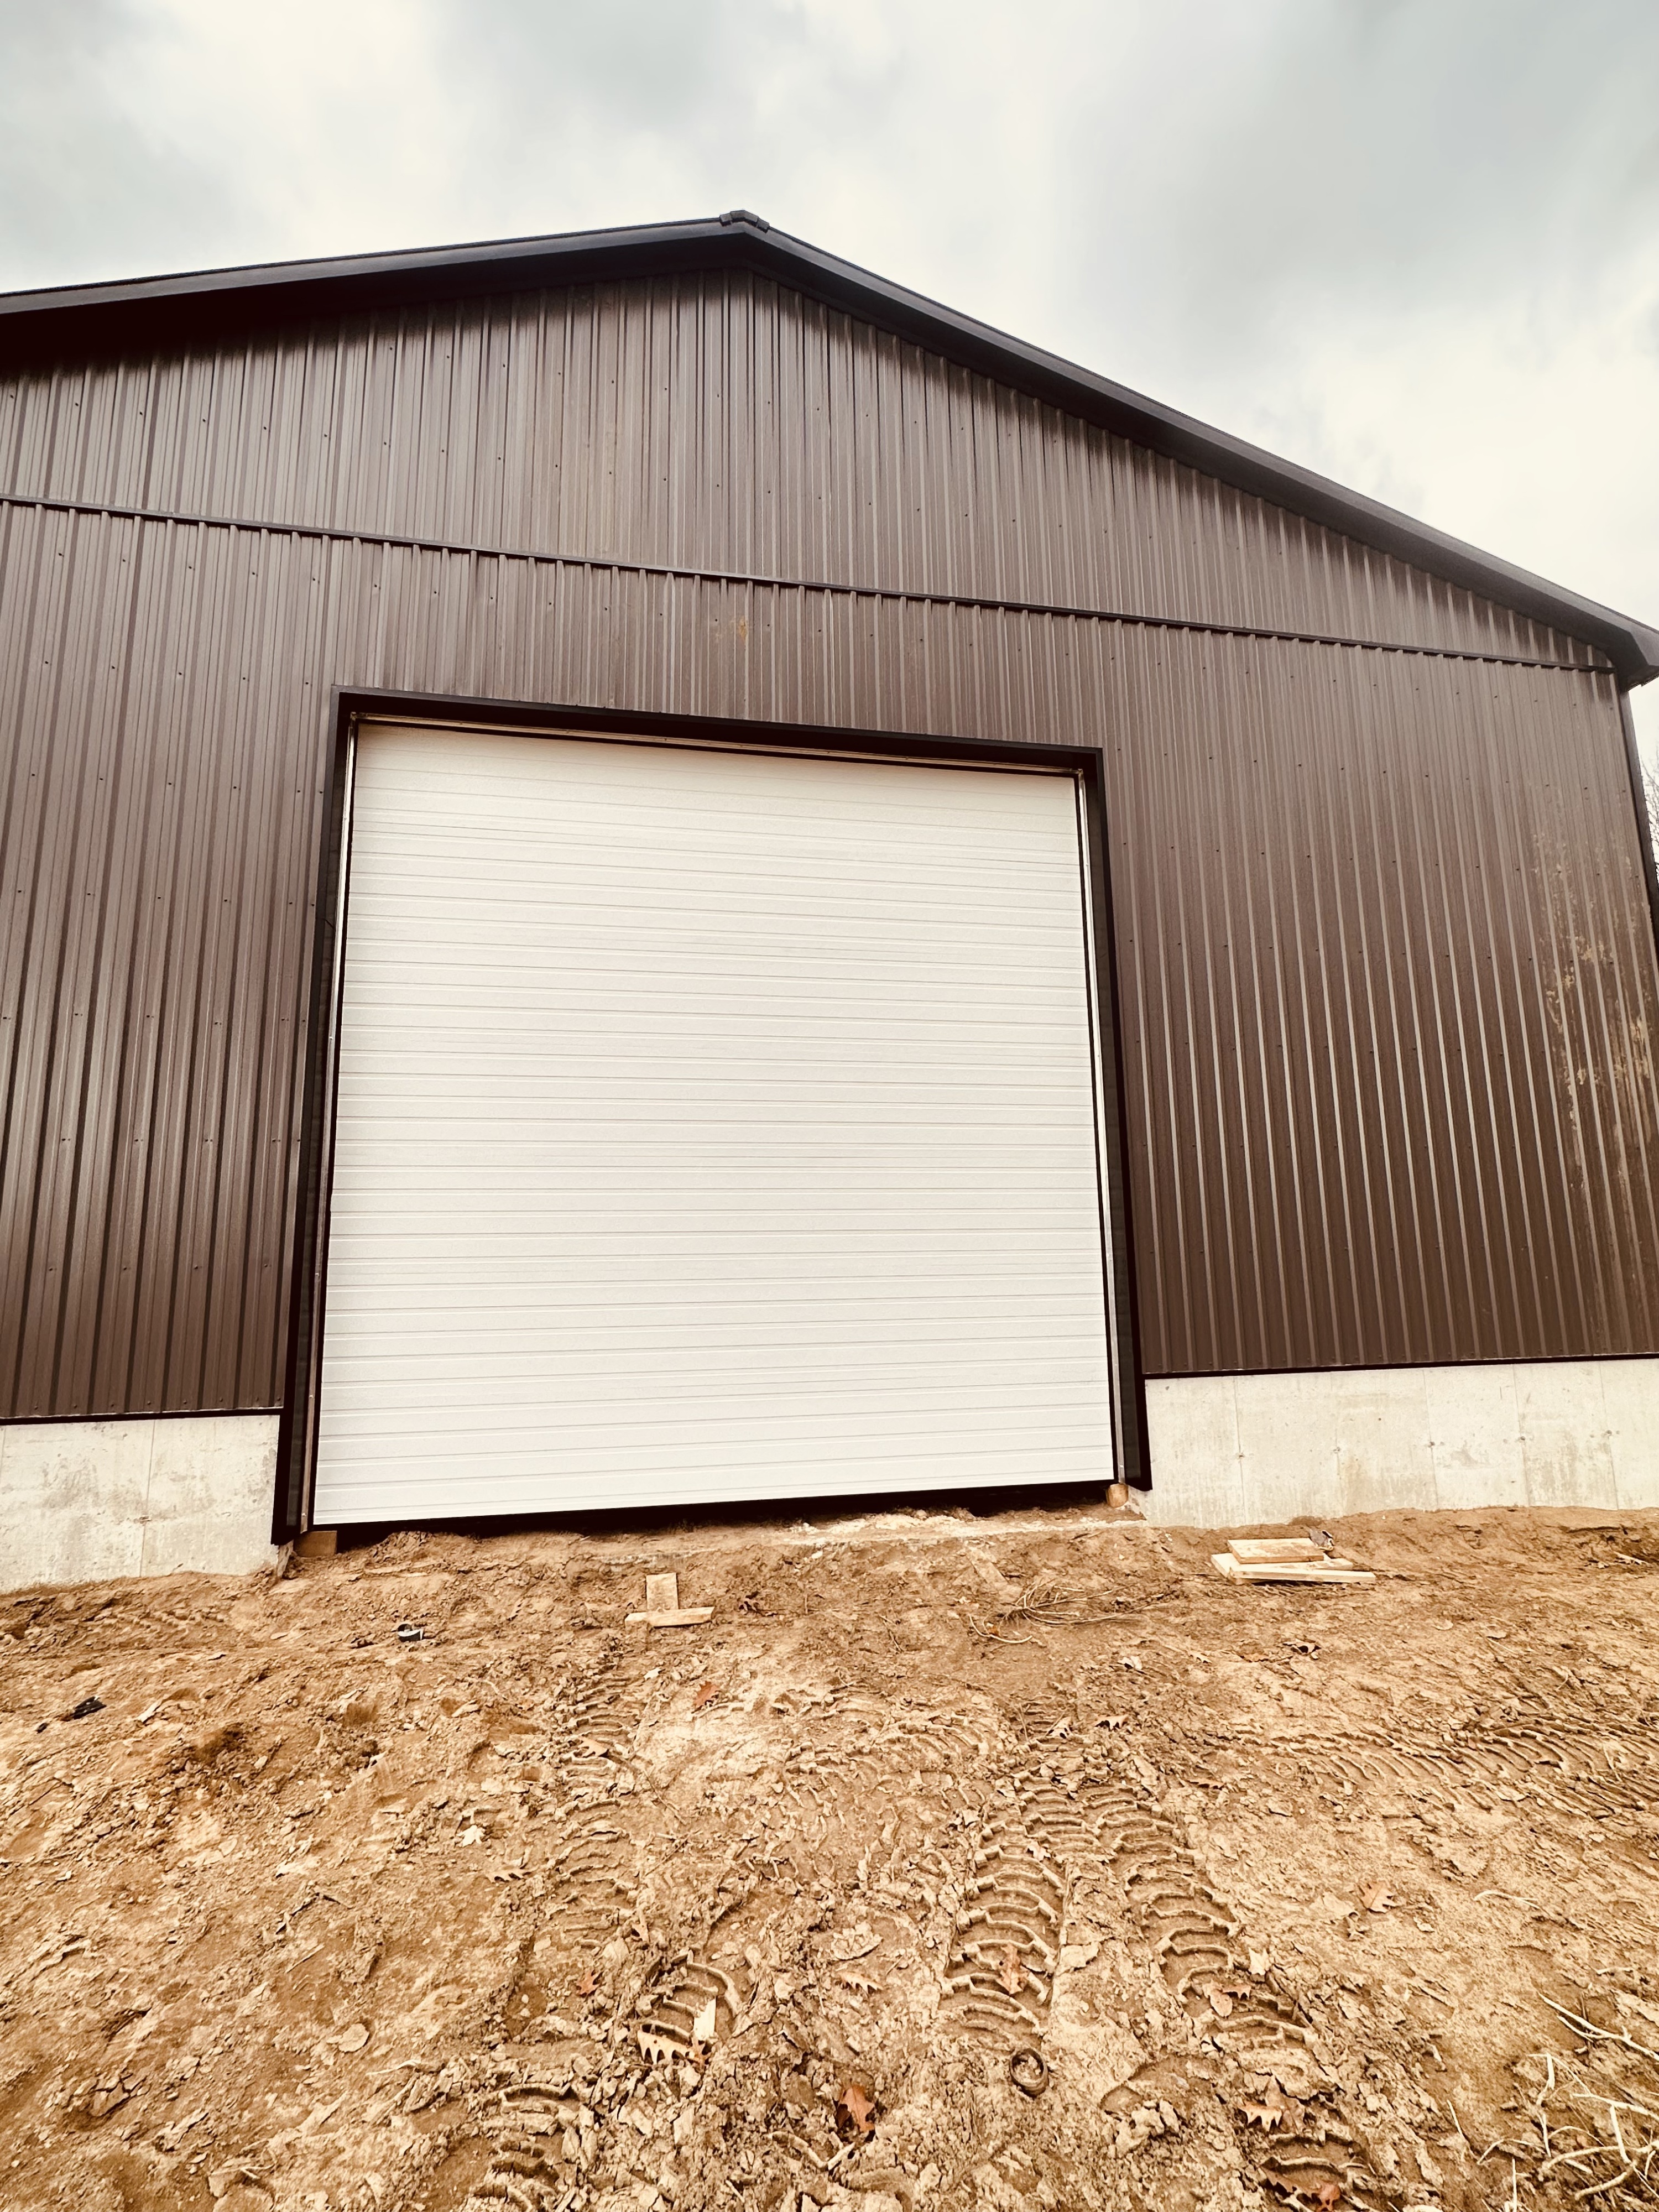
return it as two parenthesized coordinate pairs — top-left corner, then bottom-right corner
(3, 0), (1656, 754)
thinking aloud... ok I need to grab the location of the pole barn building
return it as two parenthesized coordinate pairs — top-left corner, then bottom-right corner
(3, 213), (1658, 1586)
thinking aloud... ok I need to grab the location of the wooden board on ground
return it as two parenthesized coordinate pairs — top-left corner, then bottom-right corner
(627, 1569), (715, 1626)
(1230, 1538), (1327, 1564)
(1213, 1552), (1375, 1587)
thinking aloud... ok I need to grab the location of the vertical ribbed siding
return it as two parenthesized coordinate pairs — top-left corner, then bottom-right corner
(3, 495), (1656, 1420)
(0, 504), (323, 1416)
(2, 267), (1656, 1426)
(0, 274), (1608, 670)
(1103, 641), (1659, 1373)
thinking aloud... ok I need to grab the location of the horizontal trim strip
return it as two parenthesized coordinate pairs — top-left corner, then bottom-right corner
(1151, 1348), (1659, 1380)
(0, 489), (1605, 676)
(0, 1407), (281, 1425)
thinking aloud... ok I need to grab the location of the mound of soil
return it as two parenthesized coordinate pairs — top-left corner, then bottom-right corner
(3, 1500), (1658, 2211)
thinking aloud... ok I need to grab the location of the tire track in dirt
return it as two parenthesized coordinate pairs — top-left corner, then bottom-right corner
(942, 1715), (1108, 2054)
(1009, 1767), (1390, 2211)
(11, 1516), (1659, 2212)
(941, 1808), (1066, 2043)
(453, 1662), (872, 2209)
(458, 2046), (688, 2211)
(462, 2077), (574, 2210)
(1195, 1679), (1659, 1824)
(373, 1655), (1659, 2203)
(544, 1806), (638, 1954)
(634, 1958), (742, 2067)
(452, 1657), (660, 2208)
(535, 1656), (655, 1961)
(1087, 1783), (1380, 2203)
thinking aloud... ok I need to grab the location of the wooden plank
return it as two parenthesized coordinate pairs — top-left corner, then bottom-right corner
(1231, 1564), (1374, 1586)
(625, 1607), (716, 1627)
(1229, 1538), (1326, 1563)
(1212, 1551), (1373, 1585)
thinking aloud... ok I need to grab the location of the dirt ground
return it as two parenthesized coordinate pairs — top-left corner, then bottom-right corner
(5, 1500), (1659, 2212)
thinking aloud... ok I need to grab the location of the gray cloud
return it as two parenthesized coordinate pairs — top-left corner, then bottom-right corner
(0, 0), (260, 278)
(1062, 0), (1659, 347)
(0, 0), (1653, 756)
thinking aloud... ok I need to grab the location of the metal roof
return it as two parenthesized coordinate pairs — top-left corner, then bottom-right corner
(3, 209), (1655, 686)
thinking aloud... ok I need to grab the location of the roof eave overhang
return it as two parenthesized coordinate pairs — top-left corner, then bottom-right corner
(3, 214), (1655, 687)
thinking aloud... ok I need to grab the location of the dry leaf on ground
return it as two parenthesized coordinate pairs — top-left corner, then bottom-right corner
(836, 2081), (877, 2139)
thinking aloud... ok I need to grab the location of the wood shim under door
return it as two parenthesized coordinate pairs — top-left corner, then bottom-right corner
(312, 723), (1114, 1521)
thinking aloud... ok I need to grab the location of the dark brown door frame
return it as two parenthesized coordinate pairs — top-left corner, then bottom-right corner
(272, 685), (1151, 1541)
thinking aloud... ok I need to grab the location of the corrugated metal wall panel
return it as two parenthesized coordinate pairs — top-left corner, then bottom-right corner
(4, 482), (1657, 1420)
(1104, 639), (1659, 1373)
(0, 504), (327, 1417)
(0, 274), (1607, 671)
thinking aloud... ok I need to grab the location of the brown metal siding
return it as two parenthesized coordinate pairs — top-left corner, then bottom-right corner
(2, 274), (1656, 1425)
(0, 275), (1608, 668)
(1102, 640), (1659, 1374)
(1, 504), (322, 1417)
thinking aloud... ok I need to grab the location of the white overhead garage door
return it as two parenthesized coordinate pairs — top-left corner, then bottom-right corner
(312, 723), (1114, 1522)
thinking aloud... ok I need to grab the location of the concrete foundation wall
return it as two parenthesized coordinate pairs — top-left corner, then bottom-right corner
(0, 1415), (280, 1591)
(7, 1360), (1658, 1576)
(1143, 1358), (1659, 1526)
